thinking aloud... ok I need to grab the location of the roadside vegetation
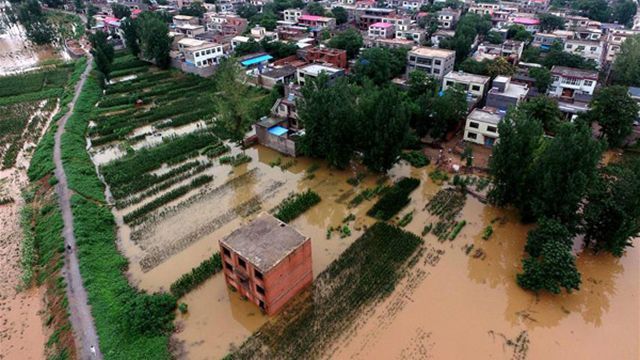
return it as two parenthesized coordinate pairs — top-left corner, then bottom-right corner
(228, 222), (423, 359)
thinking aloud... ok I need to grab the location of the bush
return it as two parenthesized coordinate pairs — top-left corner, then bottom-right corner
(400, 151), (429, 168)
(170, 253), (222, 298)
(367, 178), (420, 221)
(274, 190), (321, 223)
(448, 220), (466, 240)
(125, 293), (177, 336)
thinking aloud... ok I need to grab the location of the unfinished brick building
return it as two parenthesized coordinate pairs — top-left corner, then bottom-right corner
(219, 213), (312, 315)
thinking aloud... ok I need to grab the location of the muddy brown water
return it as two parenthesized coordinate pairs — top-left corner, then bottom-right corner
(0, 24), (69, 75)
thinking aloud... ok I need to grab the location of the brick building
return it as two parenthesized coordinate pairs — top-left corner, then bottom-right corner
(220, 213), (312, 315)
(302, 47), (348, 69)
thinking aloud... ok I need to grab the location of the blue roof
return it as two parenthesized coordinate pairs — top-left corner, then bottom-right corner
(629, 87), (640, 97)
(268, 126), (288, 136)
(241, 54), (273, 67)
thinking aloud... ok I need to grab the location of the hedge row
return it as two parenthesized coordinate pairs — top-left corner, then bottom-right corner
(367, 177), (420, 221)
(274, 190), (321, 223)
(170, 253), (222, 298)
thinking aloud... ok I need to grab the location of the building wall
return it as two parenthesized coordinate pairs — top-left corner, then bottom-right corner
(406, 52), (455, 80)
(256, 126), (297, 157)
(548, 75), (597, 97)
(220, 239), (312, 315)
(442, 77), (488, 100)
(464, 118), (499, 146)
(486, 91), (519, 111)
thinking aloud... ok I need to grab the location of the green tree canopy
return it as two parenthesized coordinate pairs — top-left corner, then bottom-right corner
(137, 12), (171, 68)
(612, 34), (640, 86)
(486, 30), (504, 44)
(179, 2), (207, 17)
(528, 66), (552, 93)
(112, 3), (131, 19)
(306, 2), (326, 15)
(517, 240), (581, 294)
(331, 6), (348, 25)
(589, 86), (640, 148)
(327, 29), (363, 59)
(519, 95), (561, 132)
(538, 13), (565, 32)
(353, 47), (407, 85)
(525, 217), (573, 258)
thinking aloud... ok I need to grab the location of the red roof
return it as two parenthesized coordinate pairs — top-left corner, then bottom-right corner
(298, 14), (331, 22)
(132, 9), (142, 15)
(513, 17), (540, 25)
(370, 22), (393, 28)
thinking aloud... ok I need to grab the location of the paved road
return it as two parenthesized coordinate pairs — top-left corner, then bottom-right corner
(53, 56), (103, 360)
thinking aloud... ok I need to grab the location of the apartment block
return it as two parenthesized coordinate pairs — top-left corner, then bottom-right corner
(406, 46), (455, 80)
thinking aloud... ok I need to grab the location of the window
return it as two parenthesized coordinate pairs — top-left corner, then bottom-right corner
(225, 261), (233, 271)
(446, 81), (454, 87)
(254, 269), (263, 280)
(223, 247), (231, 257)
(590, 47), (597, 51)
(584, 80), (593, 86)
(566, 44), (573, 49)
(238, 258), (246, 269)
(256, 285), (265, 295)
(487, 126), (497, 133)
(469, 122), (479, 129)
(409, 55), (416, 62)
(471, 85), (481, 91)
(433, 69), (440, 74)
(434, 59), (441, 65)
(467, 132), (478, 140)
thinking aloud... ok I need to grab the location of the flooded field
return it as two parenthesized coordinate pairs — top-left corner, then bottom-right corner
(0, 24), (69, 75)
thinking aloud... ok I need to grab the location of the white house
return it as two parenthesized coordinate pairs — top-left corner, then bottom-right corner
(443, 70), (491, 101)
(178, 38), (225, 68)
(284, 8), (303, 23)
(368, 22), (395, 38)
(464, 107), (503, 146)
(548, 65), (598, 115)
(563, 39), (604, 68)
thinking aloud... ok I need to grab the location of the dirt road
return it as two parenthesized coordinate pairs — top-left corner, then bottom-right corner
(53, 56), (103, 360)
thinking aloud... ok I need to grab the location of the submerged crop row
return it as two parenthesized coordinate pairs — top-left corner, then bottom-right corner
(228, 222), (423, 359)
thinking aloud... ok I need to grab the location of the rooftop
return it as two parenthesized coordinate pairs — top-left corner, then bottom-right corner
(513, 17), (540, 25)
(174, 15), (195, 20)
(371, 22), (394, 28)
(220, 213), (309, 273)
(176, 23), (204, 30)
(178, 38), (207, 47)
(298, 14), (333, 22)
(550, 66), (598, 80)
(261, 65), (297, 79)
(444, 70), (490, 84)
(410, 46), (455, 58)
(299, 64), (342, 76)
(468, 107), (502, 125)
(629, 86), (640, 98)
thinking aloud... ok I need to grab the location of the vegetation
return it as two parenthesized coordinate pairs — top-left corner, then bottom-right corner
(425, 188), (466, 241)
(440, 13), (492, 63)
(327, 29), (363, 59)
(219, 153), (252, 167)
(517, 240), (581, 294)
(170, 253), (222, 298)
(612, 34), (640, 86)
(587, 86), (639, 148)
(367, 178), (420, 221)
(274, 190), (321, 223)
(229, 222), (422, 359)
(400, 151), (429, 168)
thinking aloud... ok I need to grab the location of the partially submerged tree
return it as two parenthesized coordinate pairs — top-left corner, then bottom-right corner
(517, 240), (581, 294)
(524, 217), (573, 258)
(588, 86), (639, 148)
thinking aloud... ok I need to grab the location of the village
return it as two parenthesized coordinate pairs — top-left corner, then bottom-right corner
(0, 0), (640, 359)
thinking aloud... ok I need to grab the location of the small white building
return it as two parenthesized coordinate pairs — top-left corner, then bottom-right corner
(368, 22), (395, 38)
(548, 66), (598, 99)
(563, 39), (604, 68)
(296, 64), (344, 85)
(406, 46), (456, 80)
(284, 8), (303, 23)
(464, 107), (503, 146)
(443, 70), (491, 101)
(178, 38), (225, 68)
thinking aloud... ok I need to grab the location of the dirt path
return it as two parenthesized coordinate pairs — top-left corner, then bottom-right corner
(53, 56), (103, 360)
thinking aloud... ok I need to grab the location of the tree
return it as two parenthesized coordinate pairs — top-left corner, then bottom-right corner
(86, 4), (98, 29)
(417, 14), (438, 35)
(519, 95), (562, 132)
(612, 0), (637, 27)
(179, 2), (206, 17)
(237, 4), (258, 19)
(521, 46), (541, 63)
(440, 13), (492, 63)
(234, 39), (262, 56)
(306, 2), (325, 16)
(538, 13), (565, 32)
(589, 86), (640, 148)
(121, 17), (140, 56)
(428, 88), (466, 140)
(507, 24), (532, 42)
(298, 76), (358, 169)
(583, 159), (640, 256)
(112, 3), (131, 19)
(486, 30), (503, 44)
(89, 31), (115, 80)
(9, 0), (56, 45)
(261, 39), (298, 59)
(524, 218), (573, 258)
(352, 47), (407, 85)
(461, 144), (473, 167)
(486, 57), (516, 77)
(406, 70), (437, 100)
(327, 29), (363, 59)
(530, 122), (603, 228)
(517, 240), (581, 294)
(125, 293), (176, 336)
(529, 66), (551, 93)
(543, 42), (597, 70)
(41, 0), (64, 8)
(359, 85), (410, 172)
(612, 34), (640, 86)
(137, 12), (171, 68)
(74, 0), (84, 13)
(331, 6), (348, 25)
(214, 58), (257, 146)
(575, 0), (611, 22)
(488, 108), (544, 215)
(459, 58), (489, 75)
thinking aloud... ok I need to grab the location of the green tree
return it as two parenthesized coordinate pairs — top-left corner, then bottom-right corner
(583, 159), (640, 256)
(237, 4), (258, 19)
(353, 47), (407, 85)
(589, 86), (640, 148)
(488, 108), (544, 216)
(486, 30), (503, 44)
(89, 31), (115, 80)
(612, 34), (640, 86)
(306, 2), (325, 15)
(86, 4), (98, 29)
(214, 58), (257, 146)
(529, 66), (552, 93)
(137, 12), (171, 68)
(359, 85), (410, 172)
(459, 58), (489, 75)
(406, 70), (437, 100)
(486, 57), (516, 77)
(125, 293), (176, 336)
(517, 240), (581, 294)
(519, 95), (561, 132)
(428, 88), (466, 140)
(612, 0), (637, 26)
(121, 17), (140, 56)
(507, 24), (532, 42)
(417, 14), (439, 35)
(234, 39), (262, 56)
(440, 13), (492, 63)
(543, 42), (597, 69)
(521, 46), (541, 63)
(331, 6), (348, 25)
(328, 28), (363, 59)
(112, 3), (131, 19)
(9, 0), (56, 45)
(74, 0), (84, 12)
(524, 217), (573, 258)
(261, 39), (298, 59)
(530, 122), (603, 228)
(575, 0), (611, 22)
(179, 2), (207, 17)
(538, 13), (565, 32)
(298, 76), (358, 168)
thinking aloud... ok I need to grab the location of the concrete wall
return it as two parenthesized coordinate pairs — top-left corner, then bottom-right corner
(170, 58), (216, 77)
(256, 126), (297, 157)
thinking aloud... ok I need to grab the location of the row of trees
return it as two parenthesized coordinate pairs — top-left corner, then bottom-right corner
(234, 38), (298, 59)
(551, 0), (637, 27)
(90, 31), (115, 82)
(121, 12), (171, 69)
(7, 0), (57, 44)
(489, 89), (640, 294)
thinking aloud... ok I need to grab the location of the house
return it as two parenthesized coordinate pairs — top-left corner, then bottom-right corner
(173, 14), (199, 27)
(468, 2), (500, 16)
(297, 14), (336, 29)
(431, 29), (455, 48)
(532, 32), (564, 51)
(284, 8), (303, 23)
(437, 8), (460, 30)
(605, 29), (640, 64)
(175, 23), (205, 38)
(463, 107), (503, 146)
(563, 39), (604, 68)
(406, 46), (456, 80)
(368, 22), (395, 38)
(548, 65), (598, 115)
(395, 27), (425, 44)
(486, 76), (529, 111)
(443, 70), (491, 102)
(357, 7), (396, 29)
(256, 65), (297, 89)
(302, 47), (348, 69)
(475, 40), (524, 64)
(366, 37), (416, 49)
(565, 15), (590, 29)
(511, 17), (540, 33)
(204, 12), (247, 36)
(239, 53), (274, 73)
(177, 38), (225, 68)
(296, 64), (345, 85)
(220, 212), (312, 315)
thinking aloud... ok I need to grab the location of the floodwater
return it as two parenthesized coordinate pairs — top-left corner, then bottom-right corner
(330, 196), (640, 360)
(102, 137), (639, 360)
(0, 24), (69, 75)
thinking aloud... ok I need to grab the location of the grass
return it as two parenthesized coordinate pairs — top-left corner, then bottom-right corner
(170, 253), (222, 298)
(274, 190), (321, 223)
(228, 222), (423, 359)
(367, 177), (420, 221)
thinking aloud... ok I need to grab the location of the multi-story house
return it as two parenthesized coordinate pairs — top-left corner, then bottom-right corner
(177, 38), (225, 68)
(463, 107), (503, 147)
(406, 46), (456, 80)
(475, 40), (524, 63)
(368, 22), (395, 38)
(468, 2), (500, 16)
(605, 29), (640, 64)
(357, 7), (396, 30)
(396, 27), (425, 44)
(510, 16), (540, 33)
(296, 64), (345, 85)
(431, 29), (455, 48)
(547, 65), (598, 115)
(297, 14), (336, 29)
(532, 32), (564, 50)
(443, 70), (491, 102)
(284, 8), (303, 23)
(565, 15), (589, 29)
(303, 47), (348, 69)
(486, 76), (529, 111)
(437, 8), (460, 30)
(563, 39), (604, 68)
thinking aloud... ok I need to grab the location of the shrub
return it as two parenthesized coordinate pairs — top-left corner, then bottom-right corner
(170, 253), (222, 298)
(400, 151), (430, 168)
(448, 220), (466, 240)
(274, 190), (321, 223)
(367, 178), (419, 221)
(482, 225), (493, 240)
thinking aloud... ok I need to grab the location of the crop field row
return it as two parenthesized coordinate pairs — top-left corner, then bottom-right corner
(228, 222), (423, 359)
(0, 62), (77, 168)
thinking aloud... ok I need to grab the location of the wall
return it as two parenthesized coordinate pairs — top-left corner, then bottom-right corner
(256, 126), (297, 157)
(263, 240), (313, 314)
